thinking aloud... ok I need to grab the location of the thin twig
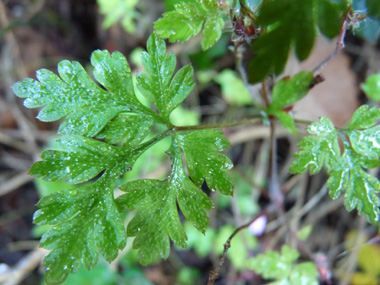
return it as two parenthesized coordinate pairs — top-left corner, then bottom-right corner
(0, 172), (34, 197)
(341, 216), (366, 285)
(312, 11), (350, 74)
(174, 117), (262, 131)
(0, 247), (48, 285)
(207, 209), (271, 285)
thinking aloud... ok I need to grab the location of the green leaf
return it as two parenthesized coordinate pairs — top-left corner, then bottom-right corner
(215, 69), (253, 106)
(184, 221), (216, 258)
(29, 135), (137, 184)
(367, 0), (380, 19)
(202, 16), (225, 50)
(13, 50), (152, 138)
(273, 111), (298, 133)
(297, 225), (313, 241)
(269, 72), (314, 109)
(290, 263), (319, 285)
(250, 245), (299, 280)
(154, 0), (225, 50)
(290, 117), (340, 174)
(97, 0), (139, 33)
(30, 132), (168, 283)
(291, 107), (380, 225)
(34, 173), (126, 284)
(362, 74), (380, 101)
(116, 139), (213, 264)
(348, 105), (380, 130)
(248, 245), (318, 284)
(177, 129), (233, 195)
(315, 0), (345, 38)
(266, 72), (314, 133)
(96, 114), (154, 146)
(137, 33), (195, 121)
(248, 0), (316, 83)
(327, 146), (380, 224)
(349, 126), (380, 160)
(248, 0), (345, 83)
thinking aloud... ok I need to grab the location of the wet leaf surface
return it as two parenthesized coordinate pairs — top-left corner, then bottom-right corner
(117, 140), (213, 265)
(177, 129), (233, 195)
(154, 0), (224, 50)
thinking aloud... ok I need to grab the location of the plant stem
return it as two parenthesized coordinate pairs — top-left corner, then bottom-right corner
(312, 7), (350, 74)
(207, 208), (272, 285)
(174, 117), (262, 131)
(268, 118), (283, 205)
(134, 129), (174, 154)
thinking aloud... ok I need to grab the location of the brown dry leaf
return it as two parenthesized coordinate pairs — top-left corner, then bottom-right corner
(290, 36), (360, 128)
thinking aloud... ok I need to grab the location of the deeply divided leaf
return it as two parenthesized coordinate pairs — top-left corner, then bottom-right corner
(29, 135), (139, 183)
(316, 0), (345, 38)
(248, 0), (345, 83)
(291, 107), (380, 224)
(177, 129), (233, 195)
(116, 140), (214, 264)
(137, 33), (195, 122)
(29, 131), (169, 283)
(154, 0), (225, 50)
(327, 146), (380, 224)
(248, 0), (316, 83)
(34, 173), (126, 284)
(13, 50), (156, 140)
(290, 117), (340, 174)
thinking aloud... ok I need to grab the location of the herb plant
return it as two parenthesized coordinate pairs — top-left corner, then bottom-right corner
(12, 0), (380, 284)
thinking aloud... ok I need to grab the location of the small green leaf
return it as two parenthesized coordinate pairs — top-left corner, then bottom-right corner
(170, 106), (200, 126)
(266, 72), (314, 133)
(290, 263), (319, 285)
(362, 74), (380, 101)
(249, 245), (318, 284)
(137, 33), (195, 121)
(290, 117), (340, 174)
(315, 0), (344, 38)
(202, 15), (225, 50)
(215, 69), (253, 106)
(270, 72), (314, 109)
(348, 105), (380, 130)
(13, 50), (151, 138)
(154, 0), (225, 50)
(327, 146), (380, 224)
(97, 0), (139, 33)
(249, 245), (297, 279)
(177, 129), (234, 195)
(297, 225), (313, 241)
(274, 111), (298, 133)
(117, 140), (213, 264)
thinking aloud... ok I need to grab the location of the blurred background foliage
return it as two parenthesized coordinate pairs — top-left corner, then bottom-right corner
(0, 0), (379, 284)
